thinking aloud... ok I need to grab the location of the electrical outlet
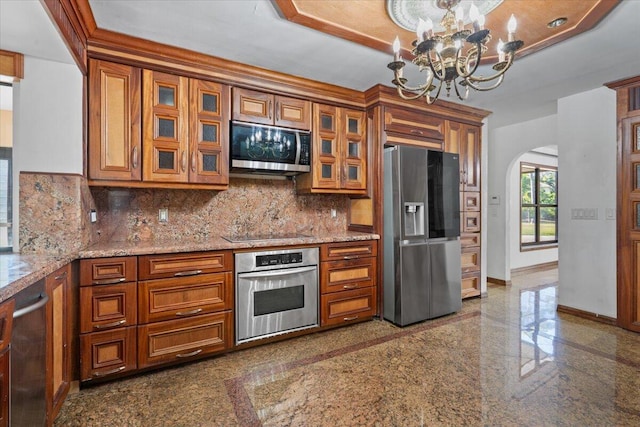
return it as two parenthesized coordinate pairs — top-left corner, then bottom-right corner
(331, 208), (337, 218)
(90, 209), (97, 223)
(159, 208), (169, 223)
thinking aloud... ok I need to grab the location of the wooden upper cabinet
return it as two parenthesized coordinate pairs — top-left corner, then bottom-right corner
(232, 88), (311, 130)
(142, 69), (190, 183)
(88, 59), (142, 182)
(445, 121), (481, 192)
(297, 104), (367, 194)
(383, 106), (444, 149)
(189, 80), (229, 185)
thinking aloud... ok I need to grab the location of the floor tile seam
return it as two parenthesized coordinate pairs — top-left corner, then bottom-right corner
(482, 312), (640, 369)
(224, 311), (480, 426)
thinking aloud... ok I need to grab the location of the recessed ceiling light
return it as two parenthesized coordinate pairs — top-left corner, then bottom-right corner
(547, 17), (568, 28)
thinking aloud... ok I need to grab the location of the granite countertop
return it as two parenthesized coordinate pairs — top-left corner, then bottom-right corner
(0, 231), (379, 303)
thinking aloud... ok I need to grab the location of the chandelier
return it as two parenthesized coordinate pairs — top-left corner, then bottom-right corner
(387, 0), (524, 104)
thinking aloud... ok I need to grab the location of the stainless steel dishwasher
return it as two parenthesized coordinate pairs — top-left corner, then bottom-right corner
(11, 279), (49, 426)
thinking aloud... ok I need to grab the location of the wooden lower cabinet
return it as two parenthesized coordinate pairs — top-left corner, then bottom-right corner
(320, 240), (378, 326)
(321, 287), (377, 326)
(462, 272), (481, 299)
(137, 312), (232, 369)
(0, 349), (7, 427)
(80, 326), (137, 381)
(79, 282), (137, 333)
(138, 272), (232, 323)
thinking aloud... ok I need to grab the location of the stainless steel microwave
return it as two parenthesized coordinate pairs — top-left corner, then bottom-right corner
(230, 122), (311, 175)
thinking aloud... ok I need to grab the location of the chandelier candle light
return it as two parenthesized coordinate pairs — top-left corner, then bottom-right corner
(387, 0), (524, 104)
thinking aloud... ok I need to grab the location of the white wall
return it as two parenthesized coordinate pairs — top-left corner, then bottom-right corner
(12, 55), (83, 250)
(557, 86), (617, 318)
(509, 151), (558, 270)
(487, 115), (558, 282)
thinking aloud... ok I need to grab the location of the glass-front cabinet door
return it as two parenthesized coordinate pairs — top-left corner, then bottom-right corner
(142, 70), (189, 182)
(341, 109), (366, 191)
(312, 104), (341, 189)
(189, 80), (229, 185)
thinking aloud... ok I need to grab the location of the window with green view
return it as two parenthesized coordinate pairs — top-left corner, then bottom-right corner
(520, 163), (557, 247)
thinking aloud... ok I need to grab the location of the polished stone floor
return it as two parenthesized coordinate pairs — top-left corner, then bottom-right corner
(56, 269), (640, 426)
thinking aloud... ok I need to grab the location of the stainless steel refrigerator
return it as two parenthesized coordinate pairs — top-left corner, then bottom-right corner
(383, 145), (462, 326)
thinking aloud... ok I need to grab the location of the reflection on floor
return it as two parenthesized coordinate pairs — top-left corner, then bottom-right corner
(56, 269), (640, 426)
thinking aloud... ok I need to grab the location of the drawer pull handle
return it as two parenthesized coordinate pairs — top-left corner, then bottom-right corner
(176, 349), (203, 358)
(92, 278), (126, 285)
(342, 285), (357, 290)
(342, 256), (358, 260)
(410, 129), (424, 135)
(174, 270), (203, 277)
(54, 271), (68, 280)
(175, 308), (203, 317)
(343, 316), (359, 321)
(94, 319), (127, 329)
(93, 366), (126, 377)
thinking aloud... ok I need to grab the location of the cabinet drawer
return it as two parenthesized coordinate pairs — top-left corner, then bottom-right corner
(138, 272), (233, 324)
(321, 240), (377, 261)
(461, 246), (481, 273)
(321, 257), (376, 294)
(138, 251), (232, 280)
(384, 106), (444, 141)
(137, 312), (232, 369)
(79, 283), (137, 334)
(80, 327), (137, 381)
(462, 192), (480, 212)
(462, 212), (481, 233)
(321, 287), (376, 326)
(461, 232), (480, 248)
(462, 271), (481, 299)
(80, 257), (137, 286)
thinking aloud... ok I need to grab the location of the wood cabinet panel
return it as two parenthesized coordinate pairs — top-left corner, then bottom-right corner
(138, 272), (233, 324)
(321, 287), (377, 326)
(463, 212), (481, 233)
(0, 349), (7, 427)
(384, 106), (444, 142)
(321, 240), (377, 261)
(137, 311), (232, 369)
(297, 104), (367, 194)
(232, 88), (311, 130)
(461, 246), (481, 273)
(46, 265), (71, 425)
(80, 257), (137, 286)
(189, 79), (230, 185)
(0, 300), (14, 354)
(138, 250), (232, 280)
(460, 232), (481, 248)
(463, 192), (480, 211)
(462, 272), (481, 299)
(88, 59), (142, 182)
(462, 125), (481, 192)
(321, 257), (376, 294)
(80, 326), (137, 381)
(142, 69), (190, 182)
(79, 282), (137, 333)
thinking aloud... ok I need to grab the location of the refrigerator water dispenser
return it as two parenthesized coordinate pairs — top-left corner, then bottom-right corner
(404, 202), (424, 237)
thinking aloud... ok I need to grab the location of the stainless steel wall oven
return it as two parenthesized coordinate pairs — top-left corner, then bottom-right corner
(235, 247), (319, 344)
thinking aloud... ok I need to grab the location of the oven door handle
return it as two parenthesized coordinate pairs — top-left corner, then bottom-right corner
(239, 265), (317, 279)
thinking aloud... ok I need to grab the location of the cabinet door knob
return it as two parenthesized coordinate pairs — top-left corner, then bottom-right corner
(191, 151), (197, 173)
(268, 100), (272, 120)
(275, 101), (280, 121)
(181, 151), (187, 172)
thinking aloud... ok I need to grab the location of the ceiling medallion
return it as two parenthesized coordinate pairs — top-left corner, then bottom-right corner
(386, 0), (523, 104)
(386, 0), (503, 33)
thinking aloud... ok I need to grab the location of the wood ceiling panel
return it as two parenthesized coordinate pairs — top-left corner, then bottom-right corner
(275, 0), (620, 63)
